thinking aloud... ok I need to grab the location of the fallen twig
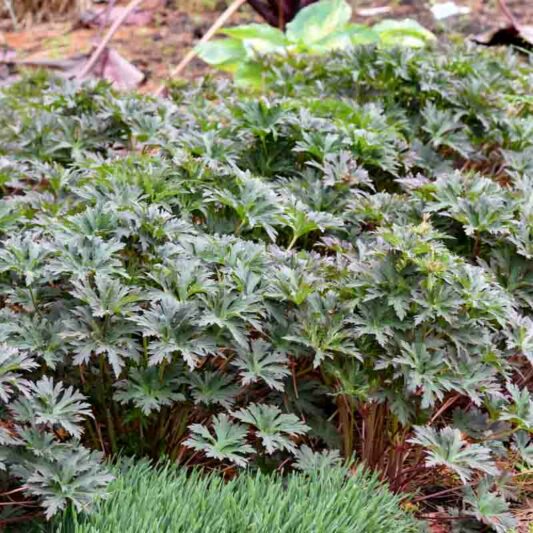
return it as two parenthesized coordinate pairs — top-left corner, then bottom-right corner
(76, 0), (145, 81)
(2, 0), (18, 30)
(496, 0), (520, 29)
(154, 0), (247, 97)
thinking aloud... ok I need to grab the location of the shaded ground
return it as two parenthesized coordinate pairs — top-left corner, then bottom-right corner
(1, 2), (258, 91)
(1, 0), (532, 92)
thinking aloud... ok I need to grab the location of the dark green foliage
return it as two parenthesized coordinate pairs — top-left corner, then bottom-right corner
(0, 43), (531, 530)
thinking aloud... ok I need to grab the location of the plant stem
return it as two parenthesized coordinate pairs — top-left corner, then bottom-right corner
(287, 234), (298, 250)
(472, 232), (481, 258)
(27, 286), (42, 317)
(106, 408), (118, 455)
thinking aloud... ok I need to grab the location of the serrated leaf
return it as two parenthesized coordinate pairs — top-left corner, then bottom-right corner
(11, 377), (92, 439)
(410, 426), (499, 483)
(233, 403), (309, 454)
(464, 479), (516, 533)
(232, 339), (290, 391)
(184, 414), (254, 466)
(114, 367), (185, 416)
(186, 371), (239, 409)
(293, 445), (342, 471)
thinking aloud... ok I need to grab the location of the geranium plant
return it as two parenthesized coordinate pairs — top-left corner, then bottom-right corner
(0, 41), (531, 531)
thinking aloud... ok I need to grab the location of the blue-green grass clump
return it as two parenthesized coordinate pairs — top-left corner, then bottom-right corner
(54, 461), (421, 533)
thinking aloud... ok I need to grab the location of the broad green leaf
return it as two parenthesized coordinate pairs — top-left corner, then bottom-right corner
(310, 25), (379, 52)
(286, 0), (352, 45)
(348, 24), (380, 45)
(373, 19), (436, 48)
(196, 39), (247, 72)
(222, 24), (287, 54)
(234, 62), (265, 89)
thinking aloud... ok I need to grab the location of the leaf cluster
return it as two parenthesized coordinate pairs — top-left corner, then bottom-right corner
(0, 42), (531, 528)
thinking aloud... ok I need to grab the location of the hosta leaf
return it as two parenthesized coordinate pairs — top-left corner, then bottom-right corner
(222, 24), (287, 54)
(234, 61), (265, 89)
(286, 0), (352, 45)
(196, 39), (247, 72)
(373, 19), (436, 48)
(310, 25), (378, 52)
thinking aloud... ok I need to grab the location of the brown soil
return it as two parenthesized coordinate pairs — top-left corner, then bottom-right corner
(0, 1), (259, 91)
(1, 0), (532, 92)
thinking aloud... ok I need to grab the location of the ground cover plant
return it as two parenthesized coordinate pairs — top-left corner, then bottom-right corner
(39, 460), (420, 532)
(0, 42), (532, 530)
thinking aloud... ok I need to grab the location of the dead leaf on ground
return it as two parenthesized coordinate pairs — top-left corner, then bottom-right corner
(77, 47), (144, 89)
(0, 47), (144, 90)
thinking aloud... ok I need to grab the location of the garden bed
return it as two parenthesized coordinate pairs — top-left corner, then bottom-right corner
(0, 38), (532, 532)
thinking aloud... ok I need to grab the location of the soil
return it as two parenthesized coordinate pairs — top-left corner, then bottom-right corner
(1, 0), (532, 92)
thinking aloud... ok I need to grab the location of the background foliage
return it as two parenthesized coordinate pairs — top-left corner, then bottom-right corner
(196, 0), (436, 87)
(0, 42), (532, 530)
